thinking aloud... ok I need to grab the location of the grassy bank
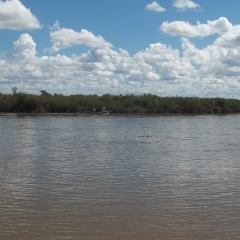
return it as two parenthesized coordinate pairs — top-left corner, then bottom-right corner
(1, 92), (240, 114)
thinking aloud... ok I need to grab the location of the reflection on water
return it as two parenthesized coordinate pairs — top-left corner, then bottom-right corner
(1, 114), (240, 240)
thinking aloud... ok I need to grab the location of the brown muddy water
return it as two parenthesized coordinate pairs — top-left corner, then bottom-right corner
(1, 114), (240, 240)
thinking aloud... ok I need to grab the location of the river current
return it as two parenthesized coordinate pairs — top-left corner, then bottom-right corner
(0, 114), (240, 240)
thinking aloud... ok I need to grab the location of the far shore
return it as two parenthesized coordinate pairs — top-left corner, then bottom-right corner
(1, 92), (240, 114)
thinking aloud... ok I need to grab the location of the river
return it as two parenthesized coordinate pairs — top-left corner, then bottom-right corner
(0, 114), (240, 240)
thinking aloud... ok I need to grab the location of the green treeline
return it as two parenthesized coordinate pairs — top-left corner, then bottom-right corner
(1, 91), (240, 114)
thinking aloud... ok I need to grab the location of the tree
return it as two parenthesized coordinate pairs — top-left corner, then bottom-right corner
(40, 90), (51, 96)
(11, 87), (18, 95)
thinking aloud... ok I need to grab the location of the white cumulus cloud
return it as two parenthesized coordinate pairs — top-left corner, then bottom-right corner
(160, 17), (232, 37)
(173, 0), (200, 11)
(48, 21), (113, 52)
(0, 0), (41, 30)
(182, 28), (240, 83)
(146, 1), (166, 12)
(11, 33), (37, 60)
(214, 26), (240, 48)
(2, 18), (240, 98)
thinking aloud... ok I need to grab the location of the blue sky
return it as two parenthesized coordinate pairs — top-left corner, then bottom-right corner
(1, 0), (240, 97)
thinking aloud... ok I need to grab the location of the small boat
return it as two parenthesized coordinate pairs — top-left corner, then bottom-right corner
(92, 107), (109, 114)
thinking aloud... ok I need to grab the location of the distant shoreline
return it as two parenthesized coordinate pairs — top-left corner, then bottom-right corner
(0, 112), (239, 117)
(1, 92), (240, 114)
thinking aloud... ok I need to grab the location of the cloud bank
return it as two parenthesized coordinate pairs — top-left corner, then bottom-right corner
(0, 0), (41, 30)
(1, 18), (240, 98)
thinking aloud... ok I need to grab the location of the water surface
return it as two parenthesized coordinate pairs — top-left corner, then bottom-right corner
(1, 114), (240, 240)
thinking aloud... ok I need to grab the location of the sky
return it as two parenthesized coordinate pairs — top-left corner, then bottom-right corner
(1, 0), (240, 97)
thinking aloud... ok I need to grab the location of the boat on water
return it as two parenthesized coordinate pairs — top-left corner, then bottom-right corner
(92, 107), (109, 114)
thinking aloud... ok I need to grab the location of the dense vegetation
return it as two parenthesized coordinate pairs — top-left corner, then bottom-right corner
(1, 90), (240, 114)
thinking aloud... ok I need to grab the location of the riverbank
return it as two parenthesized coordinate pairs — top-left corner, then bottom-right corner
(1, 92), (240, 114)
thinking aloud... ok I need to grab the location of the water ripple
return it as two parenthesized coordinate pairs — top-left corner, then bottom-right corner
(1, 114), (240, 239)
